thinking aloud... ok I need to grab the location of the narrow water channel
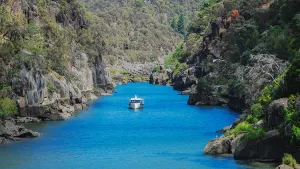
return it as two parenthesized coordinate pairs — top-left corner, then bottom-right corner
(0, 83), (274, 169)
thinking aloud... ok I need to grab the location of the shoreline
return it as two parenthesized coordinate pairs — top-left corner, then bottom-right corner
(0, 86), (115, 145)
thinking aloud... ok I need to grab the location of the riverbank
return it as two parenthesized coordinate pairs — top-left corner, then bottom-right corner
(0, 86), (114, 144)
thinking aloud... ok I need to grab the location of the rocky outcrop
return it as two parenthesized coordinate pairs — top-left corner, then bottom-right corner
(232, 134), (259, 160)
(8, 48), (112, 122)
(216, 125), (232, 134)
(188, 94), (228, 106)
(172, 74), (197, 91)
(204, 136), (233, 155)
(0, 119), (40, 144)
(227, 96), (247, 112)
(266, 98), (288, 130)
(15, 117), (41, 123)
(275, 164), (294, 169)
(111, 61), (155, 84)
(149, 70), (172, 85)
(204, 129), (300, 162)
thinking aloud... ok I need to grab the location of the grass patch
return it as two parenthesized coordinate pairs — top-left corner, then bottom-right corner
(47, 82), (56, 92)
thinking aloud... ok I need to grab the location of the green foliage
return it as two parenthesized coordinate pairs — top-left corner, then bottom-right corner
(109, 68), (129, 75)
(228, 79), (246, 99)
(245, 115), (256, 124)
(0, 98), (18, 119)
(282, 153), (297, 168)
(251, 103), (263, 117)
(0, 5), (12, 33)
(47, 82), (56, 92)
(153, 66), (162, 73)
(134, 0), (144, 8)
(282, 94), (300, 144)
(292, 125), (300, 142)
(59, 98), (69, 104)
(177, 14), (185, 35)
(164, 41), (188, 76)
(171, 17), (178, 31)
(258, 71), (286, 106)
(0, 83), (10, 91)
(196, 78), (213, 95)
(244, 127), (265, 140)
(225, 121), (265, 140)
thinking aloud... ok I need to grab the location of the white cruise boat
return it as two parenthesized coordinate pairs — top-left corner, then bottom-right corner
(129, 95), (144, 109)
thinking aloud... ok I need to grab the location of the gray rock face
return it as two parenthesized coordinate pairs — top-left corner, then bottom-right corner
(15, 117), (41, 123)
(257, 130), (287, 161)
(216, 125), (232, 134)
(275, 164), (294, 169)
(149, 71), (171, 85)
(232, 134), (259, 160)
(204, 136), (233, 155)
(172, 74), (197, 91)
(188, 94), (228, 106)
(232, 130), (300, 162)
(295, 97), (300, 111)
(0, 119), (40, 144)
(227, 96), (247, 112)
(8, 49), (112, 121)
(266, 98), (288, 130)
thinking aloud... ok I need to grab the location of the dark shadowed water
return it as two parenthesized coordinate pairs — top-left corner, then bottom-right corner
(0, 83), (275, 169)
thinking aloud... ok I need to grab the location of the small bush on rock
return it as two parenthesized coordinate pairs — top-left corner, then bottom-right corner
(282, 153), (296, 168)
(47, 82), (56, 92)
(0, 98), (18, 119)
(225, 122), (265, 140)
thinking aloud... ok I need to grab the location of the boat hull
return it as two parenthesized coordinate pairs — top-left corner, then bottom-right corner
(129, 103), (143, 109)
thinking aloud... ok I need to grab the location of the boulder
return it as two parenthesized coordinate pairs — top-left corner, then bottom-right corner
(0, 119), (40, 144)
(275, 164), (294, 169)
(15, 130), (40, 138)
(257, 130), (290, 161)
(266, 98), (288, 130)
(232, 129), (298, 162)
(233, 134), (259, 160)
(204, 136), (233, 155)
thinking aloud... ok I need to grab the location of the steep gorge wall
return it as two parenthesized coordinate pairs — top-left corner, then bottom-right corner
(7, 49), (112, 120)
(0, 0), (113, 121)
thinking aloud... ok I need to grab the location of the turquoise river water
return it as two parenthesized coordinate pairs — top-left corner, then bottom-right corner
(0, 83), (275, 169)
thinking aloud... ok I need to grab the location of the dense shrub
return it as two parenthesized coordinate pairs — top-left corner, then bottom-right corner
(225, 121), (265, 140)
(251, 103), (263, 117)
(282, 153), (297, 168)
(0, 98), (18, 119)
(196, 78), (213, 95)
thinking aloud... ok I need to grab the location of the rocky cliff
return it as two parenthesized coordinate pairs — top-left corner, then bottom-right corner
(0, 0), (113, 143)
(148, 0), (300, 166)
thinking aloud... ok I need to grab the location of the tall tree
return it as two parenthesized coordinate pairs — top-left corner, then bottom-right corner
(171, 17), (177, 31)
(177, 14), (185, 35)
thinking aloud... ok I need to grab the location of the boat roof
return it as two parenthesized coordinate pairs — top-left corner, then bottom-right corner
(130, 95), (143, 100)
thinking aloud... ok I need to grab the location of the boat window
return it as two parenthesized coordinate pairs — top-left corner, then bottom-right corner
(130, 100), (141, 103)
